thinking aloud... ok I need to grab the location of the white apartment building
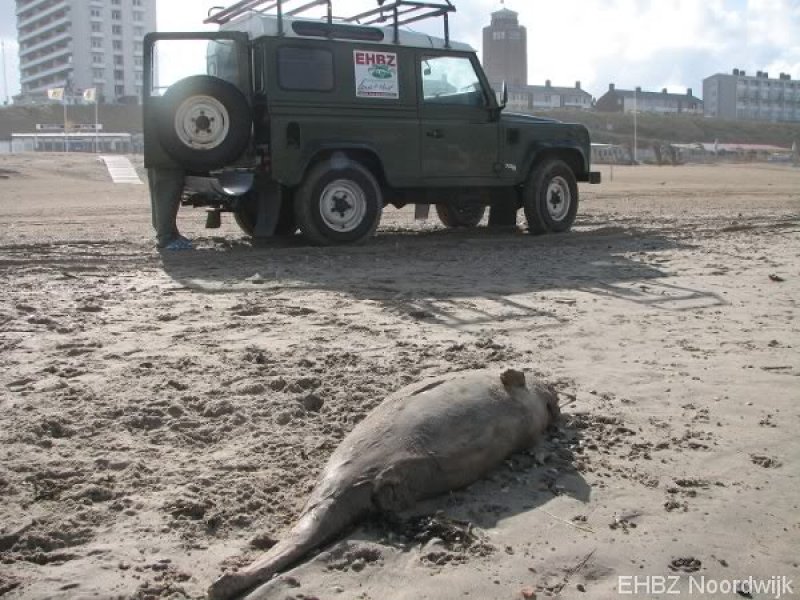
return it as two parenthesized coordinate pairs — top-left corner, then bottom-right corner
(15, 0), (156, 104)
(704, 69), (800, 123)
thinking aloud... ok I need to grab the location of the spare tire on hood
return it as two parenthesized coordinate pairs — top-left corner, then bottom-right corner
(156, 75), (251, 172)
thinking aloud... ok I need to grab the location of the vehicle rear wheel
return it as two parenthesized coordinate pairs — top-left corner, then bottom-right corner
(435, 203), (486, 228)
(157, 75), (251, 172)
(523, 159), (579, 234)
(234, 189), (297, 237)
(294, 159), (383, 246)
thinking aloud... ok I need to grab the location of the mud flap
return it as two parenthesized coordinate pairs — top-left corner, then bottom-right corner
(488, 196), (519, 227)
(414, 204), (431, 221)
(253, 179), (283, 238)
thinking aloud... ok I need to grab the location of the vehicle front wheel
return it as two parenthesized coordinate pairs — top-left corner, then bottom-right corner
(294, 159), (383, 246)
(523, 159), (579, 234)
(435, 203), (486, 228)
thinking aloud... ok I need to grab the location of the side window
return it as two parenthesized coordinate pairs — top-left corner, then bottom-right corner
(421, 56), (485, 106)
(278, 47), (334, 92)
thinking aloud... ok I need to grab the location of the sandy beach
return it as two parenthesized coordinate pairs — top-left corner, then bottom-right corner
(0, 155), (798, 599)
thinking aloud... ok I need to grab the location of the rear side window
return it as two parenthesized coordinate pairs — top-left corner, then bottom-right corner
(278, 47), (334, 91)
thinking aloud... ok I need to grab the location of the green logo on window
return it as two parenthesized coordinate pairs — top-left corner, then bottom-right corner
(370, 65), (393, 79)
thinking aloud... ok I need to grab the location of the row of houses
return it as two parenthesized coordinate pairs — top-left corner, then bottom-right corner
(505, 80), (593, 112)
(595, 84), (702, 114)
(501, 79), (702, 115)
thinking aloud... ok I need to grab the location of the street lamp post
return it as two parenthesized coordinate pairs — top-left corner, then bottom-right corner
(1, 40), (8, 105)
(63, 96), (69, 153)
(633, 88), (638, 164)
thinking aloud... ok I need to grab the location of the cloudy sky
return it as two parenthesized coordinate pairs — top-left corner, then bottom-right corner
(1, 0), (799, 101)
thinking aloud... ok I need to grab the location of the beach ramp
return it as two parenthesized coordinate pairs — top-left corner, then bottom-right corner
(99, 155), (143, 184)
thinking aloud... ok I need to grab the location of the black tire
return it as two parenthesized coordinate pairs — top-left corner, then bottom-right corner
(523, 159), (579, 234)
(294, 159), (383, 246)
(157, 75), (251, 172)
(233, 190), (298, 237)
(435, 203), (486, 228)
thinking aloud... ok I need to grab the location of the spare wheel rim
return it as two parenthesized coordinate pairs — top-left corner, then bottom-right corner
(319, 180), (367, 233)
(174, 95), (230, 150)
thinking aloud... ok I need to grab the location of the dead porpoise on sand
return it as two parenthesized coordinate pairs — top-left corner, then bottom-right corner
(208, 368), (560, 599)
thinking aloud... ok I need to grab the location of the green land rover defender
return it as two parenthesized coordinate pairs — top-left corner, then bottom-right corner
(143, 0), (600, 246)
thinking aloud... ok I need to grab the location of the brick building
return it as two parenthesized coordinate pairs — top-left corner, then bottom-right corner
(596, 84), (702, 114)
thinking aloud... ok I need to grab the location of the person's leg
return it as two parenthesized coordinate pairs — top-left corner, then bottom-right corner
(148, 167), (187, 248)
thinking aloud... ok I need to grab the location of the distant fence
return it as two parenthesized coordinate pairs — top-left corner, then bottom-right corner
(10, 132), (143, 154)
(593, 142), (797, 166)
(592, 144), (633, 165)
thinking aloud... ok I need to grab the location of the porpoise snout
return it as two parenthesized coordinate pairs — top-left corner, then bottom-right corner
(500, 368), (526, 389)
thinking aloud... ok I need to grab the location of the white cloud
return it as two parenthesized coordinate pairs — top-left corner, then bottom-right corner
(502, 0), (744, 94)
(744, 0), (800, 79)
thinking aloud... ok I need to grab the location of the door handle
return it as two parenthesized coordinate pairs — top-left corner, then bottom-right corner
(426, 129), (443, 139)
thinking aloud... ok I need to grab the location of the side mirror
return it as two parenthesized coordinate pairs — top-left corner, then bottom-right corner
(491, 82), (507, 121)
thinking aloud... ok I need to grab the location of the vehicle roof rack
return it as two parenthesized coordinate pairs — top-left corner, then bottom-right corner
(205, 0), (456, 47)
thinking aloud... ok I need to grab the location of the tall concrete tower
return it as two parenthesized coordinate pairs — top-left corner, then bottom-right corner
(482, 6), (527, 87)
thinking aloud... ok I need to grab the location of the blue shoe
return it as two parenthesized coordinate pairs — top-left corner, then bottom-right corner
(160, 236), (193, 251)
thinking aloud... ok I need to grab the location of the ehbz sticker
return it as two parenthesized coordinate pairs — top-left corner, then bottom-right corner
(354, 51), (399, 99)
